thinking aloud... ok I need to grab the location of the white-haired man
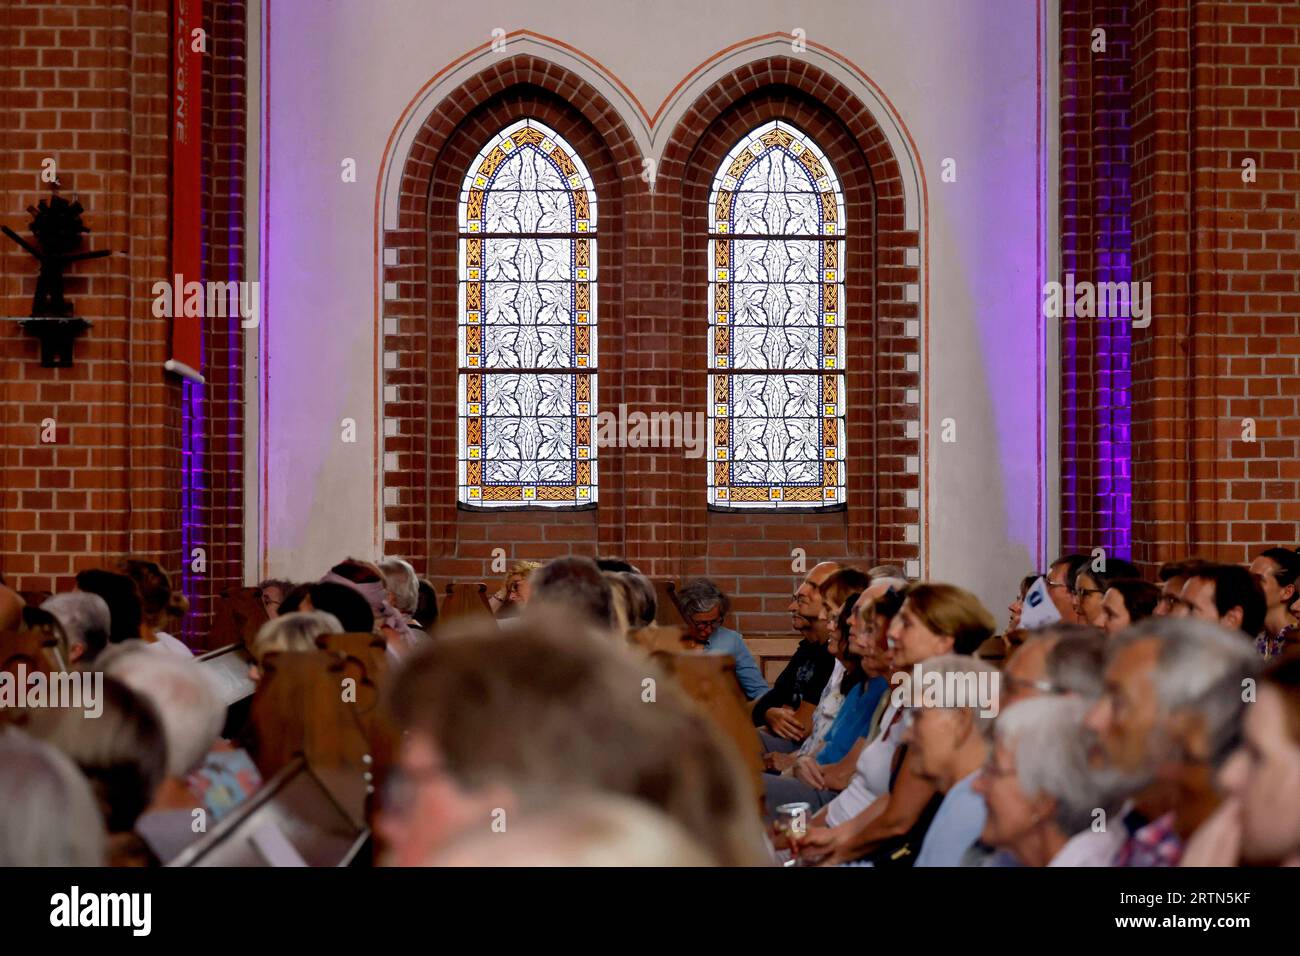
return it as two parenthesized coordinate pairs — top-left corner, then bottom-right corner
(1084, 617), (1260, 866)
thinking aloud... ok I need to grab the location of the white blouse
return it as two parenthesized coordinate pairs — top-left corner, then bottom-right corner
(823, 700), (907, 827)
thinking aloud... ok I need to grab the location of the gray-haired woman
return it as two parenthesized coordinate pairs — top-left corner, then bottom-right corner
(972, 696), (1124, 866)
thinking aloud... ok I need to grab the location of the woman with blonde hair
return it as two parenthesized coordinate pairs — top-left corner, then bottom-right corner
(248, 610), (345, 680)
(489, 560), (542, 617)
(796, 582), (997, 865)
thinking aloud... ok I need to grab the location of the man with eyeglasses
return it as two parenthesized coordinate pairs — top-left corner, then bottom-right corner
(1002, 625), (1108, 709)
(1044, 554), (1089, 624)
(1154, 559), (1207, 617)
(675, 578), (769, 701)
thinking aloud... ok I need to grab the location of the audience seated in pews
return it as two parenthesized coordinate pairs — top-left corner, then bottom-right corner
(248, 611), (345, 680)
(413, 577), (439, 631)
(379, 609), (769, 866)
(525, 556), (618, 633)
(1171, 563), (1267, 641)
(25, 676), (168, 866)
(118, 559), (192, 657)
(322, 559), (423, 658)
(777, 586), (903, 813)
(1045, 554), (1090, 623)
(379, 558), (424, 639)
(796, 583), (996, 866)
(6, 544), (1300, 869)
(100, 645), (229, 863)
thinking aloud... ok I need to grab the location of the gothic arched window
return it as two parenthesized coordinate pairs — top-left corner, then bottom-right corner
(707, 121), (846, 508)
(458, 119), (597, 507)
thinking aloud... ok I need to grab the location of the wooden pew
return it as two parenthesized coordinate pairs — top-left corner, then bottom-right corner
(169, 755), (368, 867)
(440, 581), (495, 623)
(652, 579), (685, 627)
(650, 650), (765, 802)
(314, 632), (390, 688)
(746, 636), (802, 685)
(209, 585), (270, 653)
(245, 649), (396, 825)
(627, 624), (693, 655)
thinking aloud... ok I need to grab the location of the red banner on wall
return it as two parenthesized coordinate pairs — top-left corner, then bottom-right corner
(166, 0), (204, 382)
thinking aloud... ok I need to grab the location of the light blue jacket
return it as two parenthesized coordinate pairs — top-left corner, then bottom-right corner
(704, 626), (771, 700)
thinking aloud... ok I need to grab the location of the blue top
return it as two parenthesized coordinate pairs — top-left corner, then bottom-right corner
(705, 626), (771, 700)
(915, 771), (987, 867)
(817, 676), (887, 765)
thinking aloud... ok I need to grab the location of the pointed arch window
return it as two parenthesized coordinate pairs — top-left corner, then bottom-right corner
(707, 121), (846, 508)
(457, 119), (598, 507)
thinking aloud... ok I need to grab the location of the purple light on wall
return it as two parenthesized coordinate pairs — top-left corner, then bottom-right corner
(1094, 49), (1133, 560)
(181, 376), (205, 645)
(1059, 15), (1133, 561)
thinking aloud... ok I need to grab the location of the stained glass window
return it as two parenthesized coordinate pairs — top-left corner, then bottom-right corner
(457, 119), (597, 507)
(707, 121), (846, 508)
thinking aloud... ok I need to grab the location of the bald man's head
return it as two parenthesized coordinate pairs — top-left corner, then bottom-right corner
(791, 561), (842, 641)
(806, 562), (841, 587)
(0, 585), (25, 631)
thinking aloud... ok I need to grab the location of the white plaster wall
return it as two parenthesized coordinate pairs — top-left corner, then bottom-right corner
(259, 0), (1056, 614)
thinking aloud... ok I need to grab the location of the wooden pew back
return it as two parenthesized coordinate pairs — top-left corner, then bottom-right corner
(246, 648), (396, 823)
(652, 579), (685, 627)
(650, 650), (765, 801)
(440, 581), (495, 623)
(210, 585), (271, 653)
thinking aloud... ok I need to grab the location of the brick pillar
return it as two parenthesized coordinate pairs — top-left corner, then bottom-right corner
(1130, 0), (1300, 565)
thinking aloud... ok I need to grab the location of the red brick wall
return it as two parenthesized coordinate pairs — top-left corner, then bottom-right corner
(1062, 0), (1300, 570)
(0, 0), (246, 648)
(381, 55), (920, 636)
(1128, 0), (1300, 566)
(0, 0), (182, 594)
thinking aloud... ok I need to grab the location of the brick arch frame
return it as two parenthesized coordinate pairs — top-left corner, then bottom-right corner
(656, 58), (921, 578)
(378, 52), (922, 625)
(380, 56), (640, 578)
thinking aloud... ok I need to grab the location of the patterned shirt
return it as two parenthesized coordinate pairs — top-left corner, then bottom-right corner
(1257, 624), (1298, 659)
(1114, 810), (1182, 867)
